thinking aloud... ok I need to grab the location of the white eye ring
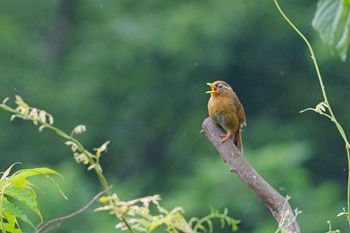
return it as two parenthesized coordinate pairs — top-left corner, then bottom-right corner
(218, 84), (224, 89)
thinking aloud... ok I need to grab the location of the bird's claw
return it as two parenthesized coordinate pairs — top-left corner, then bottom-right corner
(219, 133), (232, 143)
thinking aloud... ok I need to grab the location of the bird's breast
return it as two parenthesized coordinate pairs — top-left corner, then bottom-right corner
(208, 95), (239, 132)
(208, 96), (236, 115)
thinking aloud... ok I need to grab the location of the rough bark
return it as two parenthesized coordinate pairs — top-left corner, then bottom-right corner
(202, 117), (300, 233)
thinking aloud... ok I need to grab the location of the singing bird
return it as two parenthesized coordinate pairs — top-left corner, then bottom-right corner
(206, 81), (246, 152)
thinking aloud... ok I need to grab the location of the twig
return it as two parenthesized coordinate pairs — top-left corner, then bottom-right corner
(202, 118), (300, 233)
(35, 187), (111, 233)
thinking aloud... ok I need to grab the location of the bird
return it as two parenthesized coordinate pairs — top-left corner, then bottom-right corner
(206, 80), (246, 152)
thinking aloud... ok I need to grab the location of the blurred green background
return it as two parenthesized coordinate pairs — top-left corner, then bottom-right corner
(1, 0), (349, 232)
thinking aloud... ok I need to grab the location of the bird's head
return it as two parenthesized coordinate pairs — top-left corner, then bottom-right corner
(206, 81), (233, 96)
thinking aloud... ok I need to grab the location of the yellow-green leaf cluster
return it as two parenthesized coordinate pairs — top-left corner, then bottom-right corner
(96, 194), (193, 233)
(96, 194), (239, 233)
(11, 96), (54, 130)
(0, 163), (64, 233)
(71, 125), (87, 136)
(189, 208), (239, 233)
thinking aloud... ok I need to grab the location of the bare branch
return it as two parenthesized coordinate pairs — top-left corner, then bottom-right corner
(35, 187), (111, 233)
(202, 118), (300, 233)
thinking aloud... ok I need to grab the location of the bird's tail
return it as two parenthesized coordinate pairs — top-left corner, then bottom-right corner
(235, 130), (243, 153)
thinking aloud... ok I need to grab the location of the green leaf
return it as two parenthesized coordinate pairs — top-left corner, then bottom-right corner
(5, 186), (42, 220)
(312, 0), (343, 44)
(10, 167), (62, 186)
(0, 222), (21, 233)
(0, 163), (21, 181)
(0, 165), (67, 232)
(312, 0), (350, 60)
(336, 13), (350, 60)
(9, 167), (67, 199)
(0, 211), (22, 233)
(0, 196), (34, 229)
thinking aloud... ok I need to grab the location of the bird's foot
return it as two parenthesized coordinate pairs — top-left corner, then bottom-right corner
(219, 133), (233, 144)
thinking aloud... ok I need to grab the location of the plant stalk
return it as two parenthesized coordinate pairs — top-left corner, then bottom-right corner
(274, 0), (350, 226)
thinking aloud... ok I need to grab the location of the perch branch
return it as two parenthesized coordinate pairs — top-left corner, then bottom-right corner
(202, 118), (300, 233)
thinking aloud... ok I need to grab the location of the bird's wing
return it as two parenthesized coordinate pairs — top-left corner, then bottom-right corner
(232, 93), (246, 127)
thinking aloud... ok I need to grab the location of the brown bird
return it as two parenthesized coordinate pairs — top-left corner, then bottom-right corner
(206, 80), (246, 152)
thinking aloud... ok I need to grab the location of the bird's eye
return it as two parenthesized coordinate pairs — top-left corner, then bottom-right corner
(218, 84), (224, 89)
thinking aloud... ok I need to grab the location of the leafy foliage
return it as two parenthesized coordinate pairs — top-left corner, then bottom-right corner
(97, 194), (192, 232)
(97, 194), (239, 233)
(3, 95), (111, 189)
(189, 209), (239, 233)
(1, 96), (240, 233)
(312, 0), (350, 60)
(0, 163), (63, 233)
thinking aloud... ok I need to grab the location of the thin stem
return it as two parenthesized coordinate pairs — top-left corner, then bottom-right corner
(10, 113), (112, 192)
(273, 0), (329, 109)
(0, 102), (134, 233)
(274, 0), (350, 225)
(35, 188), (111, 233)
(347, 148), (350, 228)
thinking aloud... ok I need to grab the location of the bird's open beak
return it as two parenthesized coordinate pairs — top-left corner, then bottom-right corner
(206, 83), (217, 94)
